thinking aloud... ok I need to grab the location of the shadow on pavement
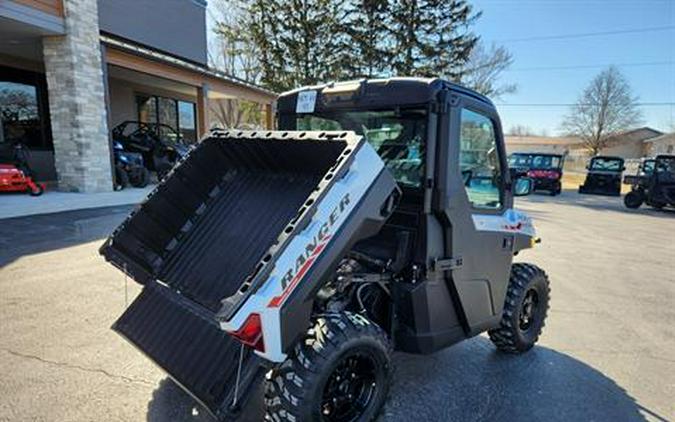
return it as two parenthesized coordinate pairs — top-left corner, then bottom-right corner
(147, 378), (263, 422)
(0, 205), (132, 267)
(144, 336), (661, 422)
(523, 190), (675, 218)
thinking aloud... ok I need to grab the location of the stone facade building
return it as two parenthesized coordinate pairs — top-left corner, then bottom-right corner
(0, 0), (276, 192)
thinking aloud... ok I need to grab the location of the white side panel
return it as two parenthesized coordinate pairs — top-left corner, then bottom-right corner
(221, 143), (385, 362)
(471, 209), (536, 237)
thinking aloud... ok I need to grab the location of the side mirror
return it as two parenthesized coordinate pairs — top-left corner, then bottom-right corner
(513, 177), (534, 196)
(585, 164), (590, 170)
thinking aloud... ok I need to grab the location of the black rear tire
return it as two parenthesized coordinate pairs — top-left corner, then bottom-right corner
(489, 263), (550, 353)
(264, 312), (392, 422)
(115, 166), (129, 190)
(624, 191), (644, 209)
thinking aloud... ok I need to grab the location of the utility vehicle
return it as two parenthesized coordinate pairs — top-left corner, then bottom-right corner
(112, 140), (150, 189)
(578, 155), (625, 196)
(112, 121), (190, 180)
(101, 78), (550, 422)
(508, 152), (564, 195)
(622, 157), (655, 199)
(624, 154), (675, 209)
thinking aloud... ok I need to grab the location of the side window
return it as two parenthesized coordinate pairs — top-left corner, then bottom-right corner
(459, 109), (503, 210)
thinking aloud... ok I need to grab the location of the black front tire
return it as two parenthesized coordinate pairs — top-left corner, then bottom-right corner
(130, 168), (150, 188)
(28, 183), (44, 196)
(624, 191), (644, 209)
(264, 312), (392, 422)
(489, 263), (550, 353)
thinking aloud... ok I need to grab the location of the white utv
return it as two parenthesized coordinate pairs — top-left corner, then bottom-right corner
(101, 78), (550, 421)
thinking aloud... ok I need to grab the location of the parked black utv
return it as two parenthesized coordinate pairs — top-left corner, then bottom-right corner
(101, 78), (550, 422)
(112, 140), (150, 189)
(624, 155), (675, 209)
(508, 152), (564, 195)
(111, 121), (190, 180)
(578, 155), (625, 196)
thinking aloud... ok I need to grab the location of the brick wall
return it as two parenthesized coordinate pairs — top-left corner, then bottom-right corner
(43, 0), (112, 192)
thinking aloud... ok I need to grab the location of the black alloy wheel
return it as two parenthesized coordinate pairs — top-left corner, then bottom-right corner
(264, 312), (391, 422)
(321, 352), (378, 422)
(518, 289), (539, 332)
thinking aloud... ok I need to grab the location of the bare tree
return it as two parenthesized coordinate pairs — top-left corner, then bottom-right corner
(458, 42), (516, 99)
(210, 99), (263, 129)
(209, 0), (261, 83)
(507, 124), (533, 136)
(561, 66), (642, 155)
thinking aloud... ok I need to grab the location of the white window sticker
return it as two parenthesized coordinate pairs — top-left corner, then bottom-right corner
(296, 90), (317, 113)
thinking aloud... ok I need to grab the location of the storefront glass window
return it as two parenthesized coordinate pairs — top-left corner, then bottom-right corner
(136, 94), (197, 144)
(178, 101), (196, 142)
(0, 81), (42, 149)
(137, 95), (158, 124)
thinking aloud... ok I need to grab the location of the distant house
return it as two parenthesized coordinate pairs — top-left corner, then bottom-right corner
(598, 127), (662, 158)
(644, 133), (675, 155)
(504, 135), (582, 155)
(505, 127), (663, 159)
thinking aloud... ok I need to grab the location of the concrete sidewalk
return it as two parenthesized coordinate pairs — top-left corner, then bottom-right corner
(0, 186), (153, 219)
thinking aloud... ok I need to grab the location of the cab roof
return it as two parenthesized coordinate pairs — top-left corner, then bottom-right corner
(277, 77), (494, 113)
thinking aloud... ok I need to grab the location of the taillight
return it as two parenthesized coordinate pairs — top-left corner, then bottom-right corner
(227, 313), (265, 352)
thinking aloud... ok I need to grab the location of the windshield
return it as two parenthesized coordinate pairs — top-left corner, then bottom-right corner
(590, 157), (623, 171)
(641, 160), (655, 175)
(656, 157), (675, 174)
(296, 110), (426, 188)
(508, 154), (561, 169)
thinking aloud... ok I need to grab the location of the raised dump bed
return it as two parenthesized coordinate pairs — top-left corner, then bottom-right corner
(100, 130), (398, 419)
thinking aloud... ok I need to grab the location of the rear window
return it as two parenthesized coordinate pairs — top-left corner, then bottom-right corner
(590, 158), (623, 171)
(509, 154), (561, 169)
(296, 109), (427, 188)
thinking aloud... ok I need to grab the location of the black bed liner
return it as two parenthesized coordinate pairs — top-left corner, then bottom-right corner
(102, 133), (348, 312)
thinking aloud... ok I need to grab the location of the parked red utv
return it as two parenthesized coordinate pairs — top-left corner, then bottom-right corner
(101, 78), (550, 422)
(508, 152), (564, 195)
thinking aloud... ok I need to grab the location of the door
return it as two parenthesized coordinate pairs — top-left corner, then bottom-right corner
(440, 93), (515, 334)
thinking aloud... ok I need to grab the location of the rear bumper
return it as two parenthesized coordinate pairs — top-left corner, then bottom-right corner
(533, 178), (560, 191)
(579, 184), (621, 196)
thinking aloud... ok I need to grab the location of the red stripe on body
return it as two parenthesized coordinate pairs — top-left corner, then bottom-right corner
(268, 235), (332, 308)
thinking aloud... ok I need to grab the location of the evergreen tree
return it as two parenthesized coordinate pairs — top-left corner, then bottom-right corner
(388, 0), (480, 78)
(249, 0), (347, 92)
(338, 0), (390, 78)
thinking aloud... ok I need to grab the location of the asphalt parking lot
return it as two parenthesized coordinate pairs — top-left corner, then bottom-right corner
(0, 192), (673, 421)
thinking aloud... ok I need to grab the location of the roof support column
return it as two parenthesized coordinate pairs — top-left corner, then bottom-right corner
(265, 103), (274, 129)
(197, 84), (210, 139)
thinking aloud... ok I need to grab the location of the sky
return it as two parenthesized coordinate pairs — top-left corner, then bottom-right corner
(471, 0), (675, 135)
(206, 0), (675, 136)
